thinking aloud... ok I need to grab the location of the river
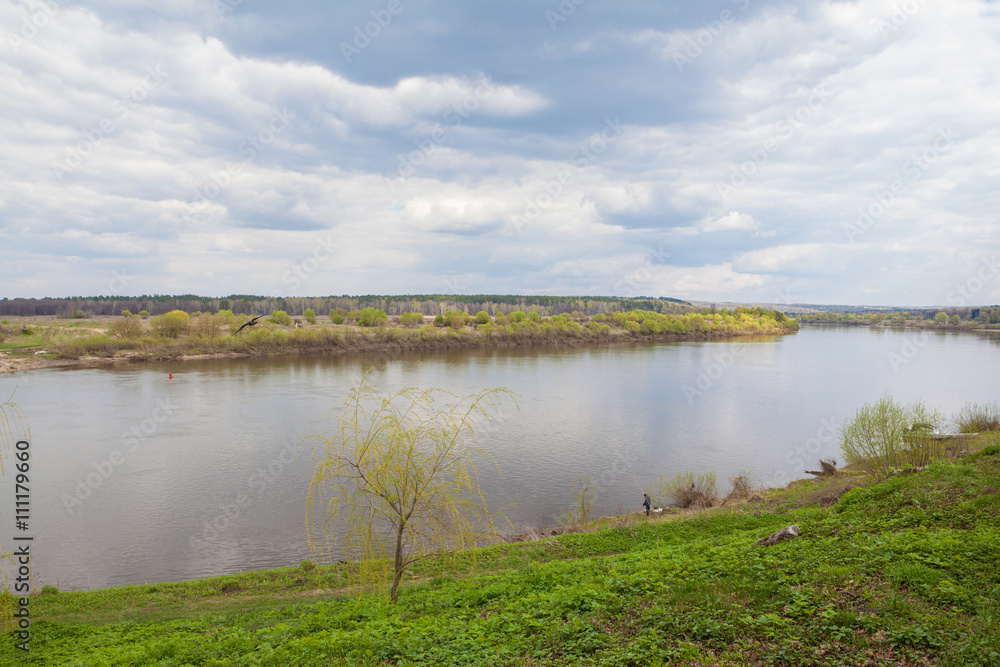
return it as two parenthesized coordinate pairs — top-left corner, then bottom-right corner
(1, 325), (998, 590)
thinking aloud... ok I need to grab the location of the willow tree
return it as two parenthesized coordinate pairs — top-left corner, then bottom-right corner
(307, 376), (514, 603)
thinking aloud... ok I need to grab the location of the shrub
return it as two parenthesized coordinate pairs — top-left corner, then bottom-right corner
(303, 308), (317, 324)
(329, 308), (348, 324)
(269, 310), (292, 326)
(138, 310), (150, 318)
(400, 312), (423, 326)
(509, 311), (527, 323)
(358, 307), (388, 327)
(109, 314), (144, 339)
(474, 311), (491, 325)
(150, 310), (190, 338)
(839, 393), (944, 476)
(191, 313), (225, 339)
(650, 471), (718, 509)
(953, 401), (1000, 433)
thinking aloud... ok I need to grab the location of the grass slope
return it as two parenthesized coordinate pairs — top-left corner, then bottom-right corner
(5, 446), (1000, 666)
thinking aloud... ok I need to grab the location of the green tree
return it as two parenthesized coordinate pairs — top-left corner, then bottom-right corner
(150, 310), (190, 338)
(109, 313), (144, 339)
(474, 311), (491, 325)
(839, 393), (943, 477)
(933, 312), (949, 325)
(269, 310), (292, 326)
(400, 312), (423, 326)
(358, 307), (388, 327)
(307, 376), (514, 602)
(303, 308), (317, 325)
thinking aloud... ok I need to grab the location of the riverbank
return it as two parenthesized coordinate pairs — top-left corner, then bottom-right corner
(0, 307), (799, 375)
(5, 433), (999, 665)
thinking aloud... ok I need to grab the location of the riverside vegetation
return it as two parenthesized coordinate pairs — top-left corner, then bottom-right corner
(0, 306), (798, 371)
(3, 399), (1000, 665)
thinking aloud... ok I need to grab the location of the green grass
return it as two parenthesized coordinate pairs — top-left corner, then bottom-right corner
(5, 442), (1000, 665)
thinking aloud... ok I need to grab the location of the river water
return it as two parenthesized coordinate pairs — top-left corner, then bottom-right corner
(1, 325), (998, 590)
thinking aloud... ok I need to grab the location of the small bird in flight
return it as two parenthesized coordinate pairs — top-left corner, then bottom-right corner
(234, 315), (265, 335)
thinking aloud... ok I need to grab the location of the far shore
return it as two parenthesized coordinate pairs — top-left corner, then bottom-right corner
(0, 309), (799, 375)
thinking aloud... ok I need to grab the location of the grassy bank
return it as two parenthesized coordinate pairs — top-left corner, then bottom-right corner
(0, 307), (798, 372)
(4, 434), (999, 665)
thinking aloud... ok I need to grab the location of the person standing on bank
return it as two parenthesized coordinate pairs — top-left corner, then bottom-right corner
(642, 493), (651, 516)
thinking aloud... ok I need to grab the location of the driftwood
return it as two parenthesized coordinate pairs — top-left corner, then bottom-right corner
(805, 458), (838, 477)
(754, 524), (800, 547)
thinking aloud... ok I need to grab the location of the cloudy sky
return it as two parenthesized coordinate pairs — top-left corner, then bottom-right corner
(1, 0), (998, 306)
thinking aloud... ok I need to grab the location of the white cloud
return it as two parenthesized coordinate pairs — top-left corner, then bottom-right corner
(702, 211), (758, 232)
(1, 0), (998, 305)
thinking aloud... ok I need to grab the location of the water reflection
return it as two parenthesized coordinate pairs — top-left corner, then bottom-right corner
(1, 326), (998, 590)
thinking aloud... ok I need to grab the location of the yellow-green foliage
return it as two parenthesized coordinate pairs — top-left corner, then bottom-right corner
(839, 393), (945, 477)
(306, 374), (516, 603)
(269, 310), (292, 326)
(358, 307), (388, 327)
(108, 314), (144, 339)
(303, 308), (317, 324)
(190, 313), (226, 339)
(150, 310), (190, 338)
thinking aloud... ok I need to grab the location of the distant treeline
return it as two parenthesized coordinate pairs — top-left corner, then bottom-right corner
(797, 306), (1000, 328)
(0, 294), (692, 318)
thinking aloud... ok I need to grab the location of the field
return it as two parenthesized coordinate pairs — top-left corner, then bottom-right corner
(3, 434), (999, 666)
